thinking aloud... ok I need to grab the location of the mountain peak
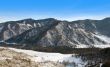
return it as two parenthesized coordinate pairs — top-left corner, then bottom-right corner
(38, 18), (58, 21)
(102, 17), (110, 21)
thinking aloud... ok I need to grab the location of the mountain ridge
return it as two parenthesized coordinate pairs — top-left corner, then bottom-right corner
(0, 17), (110, 48)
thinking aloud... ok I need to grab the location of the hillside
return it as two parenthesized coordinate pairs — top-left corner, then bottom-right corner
(0, 18), (110, 49)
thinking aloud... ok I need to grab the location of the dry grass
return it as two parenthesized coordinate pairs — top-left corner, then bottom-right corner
(0, 47), (65, 67)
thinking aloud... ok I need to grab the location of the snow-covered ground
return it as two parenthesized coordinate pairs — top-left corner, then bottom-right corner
(4, 47), (87, 67)
(76, 45), (91, 48)
(8, 47), (80, 62)
(76, 44), (110, 48)
(93, 45), (110, 48)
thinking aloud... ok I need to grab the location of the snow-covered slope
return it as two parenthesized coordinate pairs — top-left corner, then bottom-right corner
(0, 47), (107, 67)
(95, 34), (110, 43)
(6, 47), (86, 67)
(0, 47), (65, 67)
(0, 18), (110, 48)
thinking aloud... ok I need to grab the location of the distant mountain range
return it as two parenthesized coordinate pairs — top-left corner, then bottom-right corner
(0, 17), (110, 48)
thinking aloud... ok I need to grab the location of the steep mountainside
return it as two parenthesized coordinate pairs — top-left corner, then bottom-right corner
(0, 18), (110, 48)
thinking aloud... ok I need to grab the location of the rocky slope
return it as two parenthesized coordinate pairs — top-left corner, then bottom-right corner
(0, 18), (110, 48)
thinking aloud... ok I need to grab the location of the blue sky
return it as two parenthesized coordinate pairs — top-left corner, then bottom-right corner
(0, 0), (110, 22)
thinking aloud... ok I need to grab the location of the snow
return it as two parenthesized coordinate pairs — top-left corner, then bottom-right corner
(100, 63), (103, 67)
(92, 23), (97, 29)
(76, 44), (110, 48)
(0, 40), (4, 42)
(75, 44), (110, 48)
(27, 24), (33, 28)
(76, 45), (90, 48)
(46, 32), (52, 39)
(34, 23), (36, 27)
(5, 42), (16, 45)
(94, 45), (110, 48)
(5, 47), (86, 67)
(17, 23), (25, 26)
(68, 25), (72, 29)
(95, 34), (110, 43)
(74, 24), (78, 28)
(8, 24), (16, 35)
(9, 47), (72, 62)
(38, 23), (41, 27)
(17, 23), (32, 31)
(74, 34), (110, 48)
(68, 41), (74, 45)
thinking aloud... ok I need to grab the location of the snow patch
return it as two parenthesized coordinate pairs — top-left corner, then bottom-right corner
(8, 24), (16, 35)
(46, 32), (52, 39)
(100, 63), (103, 67)
(94, 45), (110, 48)
(0, 40), (4, 42)
(27, 24), (33, 28)
(95, 34), (110, 43)
(68, 25), (72, 29)
(76, 44), (110, 48)
(5, 42), (16, 45)
(38, 23), (41, 27)
(76, 45), (90, 48)
(34, 23), (37, 27)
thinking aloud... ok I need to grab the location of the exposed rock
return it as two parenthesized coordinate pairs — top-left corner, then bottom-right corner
(0, 18), (110, 48)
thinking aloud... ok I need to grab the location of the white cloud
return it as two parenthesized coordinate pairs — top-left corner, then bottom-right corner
(0, 15), (109, 23)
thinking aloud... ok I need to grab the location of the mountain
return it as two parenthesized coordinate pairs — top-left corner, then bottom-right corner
(0, 17), (110, 48)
